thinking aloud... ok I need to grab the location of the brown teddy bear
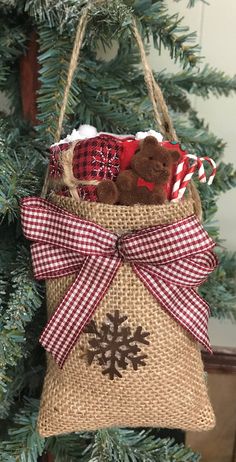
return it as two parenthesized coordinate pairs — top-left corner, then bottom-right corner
(97, 135), (180, 205)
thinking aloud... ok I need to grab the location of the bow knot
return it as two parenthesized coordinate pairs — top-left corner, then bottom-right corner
(115, 235), (126, 259)
(21, 197), (218, 368)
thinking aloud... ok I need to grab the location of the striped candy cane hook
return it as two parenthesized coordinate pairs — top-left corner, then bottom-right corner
(200, 156), (217, 185)
(171, 157), (187, 202)
(171, 154), (216, 202)
(171, 155), (198, 202)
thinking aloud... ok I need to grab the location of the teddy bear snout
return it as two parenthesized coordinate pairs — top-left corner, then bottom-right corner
(152, 162), (162, 172)
(152, 161), (168, 175)
(151, 164), (170, 182)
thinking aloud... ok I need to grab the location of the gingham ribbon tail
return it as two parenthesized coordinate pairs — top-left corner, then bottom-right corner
(21, 197), (218, 367)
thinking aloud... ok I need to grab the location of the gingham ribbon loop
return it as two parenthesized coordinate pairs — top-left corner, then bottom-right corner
(21, 197), (218, 368)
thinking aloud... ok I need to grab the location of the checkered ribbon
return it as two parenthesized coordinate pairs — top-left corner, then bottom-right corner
(21, 197), (218, 367)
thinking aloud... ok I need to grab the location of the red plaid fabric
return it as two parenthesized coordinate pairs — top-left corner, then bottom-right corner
(73, 135), (122, 201)
(49, 135), (123, 201)
(49, 142), (69, 179)
(21, 197), (218, 367)
(73, 135), (121, 180)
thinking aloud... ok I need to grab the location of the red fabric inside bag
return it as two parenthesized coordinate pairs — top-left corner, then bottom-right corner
(49, 135), (188, 201)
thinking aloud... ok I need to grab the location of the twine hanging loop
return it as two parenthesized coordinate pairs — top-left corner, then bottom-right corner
(41, 5), (202, 218)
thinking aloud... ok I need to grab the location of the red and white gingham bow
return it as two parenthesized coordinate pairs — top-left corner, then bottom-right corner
(21, 197), (218, 367)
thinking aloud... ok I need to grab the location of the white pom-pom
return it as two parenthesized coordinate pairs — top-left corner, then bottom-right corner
(135, 131), (146, 140)
(135, 130), (163, 142)
(67, 129), (83, 142)
(51, 124), (98, 147)
(78, 124), (97, 138)
(147, 130), (163, 142)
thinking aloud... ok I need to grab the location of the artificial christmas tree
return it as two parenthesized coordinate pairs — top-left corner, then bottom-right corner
(0, 0), (236, 461)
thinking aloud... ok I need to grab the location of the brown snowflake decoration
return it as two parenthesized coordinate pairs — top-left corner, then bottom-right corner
(84, 310), (150, 380)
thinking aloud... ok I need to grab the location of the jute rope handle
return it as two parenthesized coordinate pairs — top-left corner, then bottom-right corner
(41, 5), (202, 218)
(130, 19), (202, 218)
(41, 4), (91, 200)
(131, 19), (177, 142)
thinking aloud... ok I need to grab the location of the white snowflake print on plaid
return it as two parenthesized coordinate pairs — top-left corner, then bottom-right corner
(92, 147), (120, 179)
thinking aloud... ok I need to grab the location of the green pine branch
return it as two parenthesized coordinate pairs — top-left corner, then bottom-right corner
(20, 0), (202, 69)
(36, 25), (83, 142)
(0, 118), (45, 223)
(185, 0), (209, 8)
(0, 19), (27, 102)
(0, 0), (19, 9)
(0, 291), (45, 419)
(173, 0), (209, 7)
(22, 0), (132, 38)
(161, 65), (236, 99)
(200, 251), (236, 320)
(23, 0), (90, 31)
(210, 162), (236, 195)
(37, 38), (158, 140)
(196, 167), (236, 226)
(156, 66), (236, 118)
(0, 398), (45, 462)
(47, 428), (200, 462)
(0, 421), (200, 462)
(0, 246), (42, 409)
(174, 117), (224, 160)
(134, 2), (201, 68)
(73, 57), (155, 133)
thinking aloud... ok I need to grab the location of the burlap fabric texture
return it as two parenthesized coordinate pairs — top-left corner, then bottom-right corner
(37, 193), (215, 437)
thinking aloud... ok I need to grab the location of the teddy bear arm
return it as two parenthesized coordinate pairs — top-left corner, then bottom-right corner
(97, 179), (119, 205)
(116, 170), (136, 191)
(151, 186), (166, 205)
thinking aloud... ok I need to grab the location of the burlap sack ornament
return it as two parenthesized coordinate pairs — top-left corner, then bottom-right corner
(20, 10), (218, 437)
(21, 192), (217, 437)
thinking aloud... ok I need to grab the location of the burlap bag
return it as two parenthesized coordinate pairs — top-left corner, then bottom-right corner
(37, 193), (215, 436)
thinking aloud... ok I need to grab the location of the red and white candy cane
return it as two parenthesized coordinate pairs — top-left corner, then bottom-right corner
(198, 156), (217, 185)
(171, 155), (198, 202)
(171, 157), (188, 202)
(171, 155), (216, 202)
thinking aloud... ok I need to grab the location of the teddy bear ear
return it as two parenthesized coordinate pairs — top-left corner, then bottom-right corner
(170, 150), (181, 162)
(142, 135), (159, 146)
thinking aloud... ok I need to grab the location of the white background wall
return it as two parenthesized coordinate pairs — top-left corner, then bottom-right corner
(149, 0), (236, 347)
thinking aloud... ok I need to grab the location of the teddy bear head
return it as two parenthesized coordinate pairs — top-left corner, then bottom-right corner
(130, 135), (180, 184)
